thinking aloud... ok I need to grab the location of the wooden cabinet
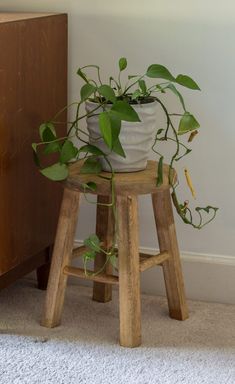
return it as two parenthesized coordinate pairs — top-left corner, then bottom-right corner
(0, 13), (67, 289)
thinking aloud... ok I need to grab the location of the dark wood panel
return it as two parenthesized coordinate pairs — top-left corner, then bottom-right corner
(0, 247), (50, 290)
(0, 14), (67, 276)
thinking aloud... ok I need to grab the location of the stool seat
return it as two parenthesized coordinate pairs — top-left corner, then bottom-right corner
(41, 159), (188, 348)
(67, 160), (176, 195)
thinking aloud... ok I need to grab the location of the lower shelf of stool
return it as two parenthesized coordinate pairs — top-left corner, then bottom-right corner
(66, 246), (171, 284)
(63, 266), (119, 285)
(139, 251), (169, 271)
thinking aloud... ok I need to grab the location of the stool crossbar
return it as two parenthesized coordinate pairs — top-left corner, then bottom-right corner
(41, 160), (189, 348)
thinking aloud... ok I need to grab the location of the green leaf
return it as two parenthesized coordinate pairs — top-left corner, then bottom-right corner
(80, 157), (102, 174)
(119, 57), (127, 71)
(112, 137), (126, 158)
(82, 181), (97, 192)
(109, 254), (118, 268)
(41, 128), (56, 142)
(111, 101), (140, 122)
(157, 128), (165, 135)
(78, 144), (105, 156)
(98, 84), (116, 103)
(108, 111), (121, 144)
(138, 79), (147, 93)
(99, 112), (112, 149)
(146, 64), (175, 81)
(39, 122), (56, 142)
(175, 74), (200, 90)
(84, 234), (100, 252)
(77, 67), (89, 83)
(166, 83), (186, 111)
(80, 83), (96, 101)
(60, 140), (78, 163)
(131, 89), (142, 100)
(32, 144), (40, 167)
(40, 163), (68, 181)
(82, 250), (96, 262)
(43, 141), (62, 155)
(156, 156), (164, 187)
(178, 112), (200, 135)
(32, 143), (37, 152)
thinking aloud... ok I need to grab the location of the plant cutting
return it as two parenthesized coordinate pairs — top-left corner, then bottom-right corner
(32, 58), (218, 273)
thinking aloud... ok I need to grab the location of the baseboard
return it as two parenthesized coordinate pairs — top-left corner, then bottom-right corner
(72, 240), (235, 305)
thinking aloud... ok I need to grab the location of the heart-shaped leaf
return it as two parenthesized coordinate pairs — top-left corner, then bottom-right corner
(60, 140), (78, 163)
(82, 250), (96, 262)
(78, 144), (105, 156)
(82, 181), (97, 192)
(39, 122), (56, 142)
(80, 83), (96, 101)
(40, 163), (68, 181)
(98, 85), (116, 103)
(146, 64), (175, 81)
(178, 112), (200, 135)
(108, 111), (121, 144)
(99, 112), (112, 149)
(138, 79), (147, 93)
(119, 57), (127, 71)
(44, 141), (62, 155)
(175, 74), (200, 90)
(80, 157), (102, 174)
(112, 138), (126, 158)
(111, 101), (140, 122)
(77, 68), (88, 83)
(84, 234), (100, 252)
(131, 89), (142, 100)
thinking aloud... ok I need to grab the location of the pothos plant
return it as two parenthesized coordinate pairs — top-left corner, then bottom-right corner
(32, 57), (218, 274)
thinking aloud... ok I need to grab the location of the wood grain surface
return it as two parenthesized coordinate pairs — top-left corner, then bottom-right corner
(117, 195), (141, 347)
(67, 160), (176, 196)
(93, 195), (114, 302)
(152, 189), (189, 320)
(0, 14), (67, 280)
(41, 188), (80, 328)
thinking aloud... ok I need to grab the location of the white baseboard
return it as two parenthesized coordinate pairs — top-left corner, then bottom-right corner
(72, 240), (235, 305)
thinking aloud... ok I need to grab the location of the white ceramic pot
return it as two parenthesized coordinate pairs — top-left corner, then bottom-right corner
(85, 100), (158, 172)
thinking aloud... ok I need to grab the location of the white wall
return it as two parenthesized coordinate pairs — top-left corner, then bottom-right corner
(2, 1), (235, 300)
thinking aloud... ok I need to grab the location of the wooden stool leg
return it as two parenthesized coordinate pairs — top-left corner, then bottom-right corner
(93, 195), (114, 302)
(152, 189), (189, 321)
(41, 188), (80, 328)
(117, 195), (141, 348)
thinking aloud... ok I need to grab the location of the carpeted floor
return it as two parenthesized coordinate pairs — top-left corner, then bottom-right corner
(0, 279), (234, 384)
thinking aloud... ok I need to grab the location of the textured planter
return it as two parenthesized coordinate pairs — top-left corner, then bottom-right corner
(85, 100), (158, 172)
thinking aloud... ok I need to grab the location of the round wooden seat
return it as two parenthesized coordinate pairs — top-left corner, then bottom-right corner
(66, 160), (176, 196)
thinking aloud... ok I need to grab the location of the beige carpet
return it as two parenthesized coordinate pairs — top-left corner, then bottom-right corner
(0, 279), (234, 384)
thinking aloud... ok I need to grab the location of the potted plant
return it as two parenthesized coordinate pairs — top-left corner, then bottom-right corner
(32, 58), (218, 272)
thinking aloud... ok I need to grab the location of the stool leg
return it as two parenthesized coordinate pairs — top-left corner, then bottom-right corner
(152, 189), (189, 321)
(117, 195), (141, 348)
(93, 195), (114, 302)
(41, 188), (80, 328)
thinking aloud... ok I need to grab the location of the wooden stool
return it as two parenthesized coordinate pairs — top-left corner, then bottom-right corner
(41, 160), (188, 347)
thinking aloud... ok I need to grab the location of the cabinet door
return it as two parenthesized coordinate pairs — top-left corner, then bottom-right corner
(0, 14), (67, 275)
